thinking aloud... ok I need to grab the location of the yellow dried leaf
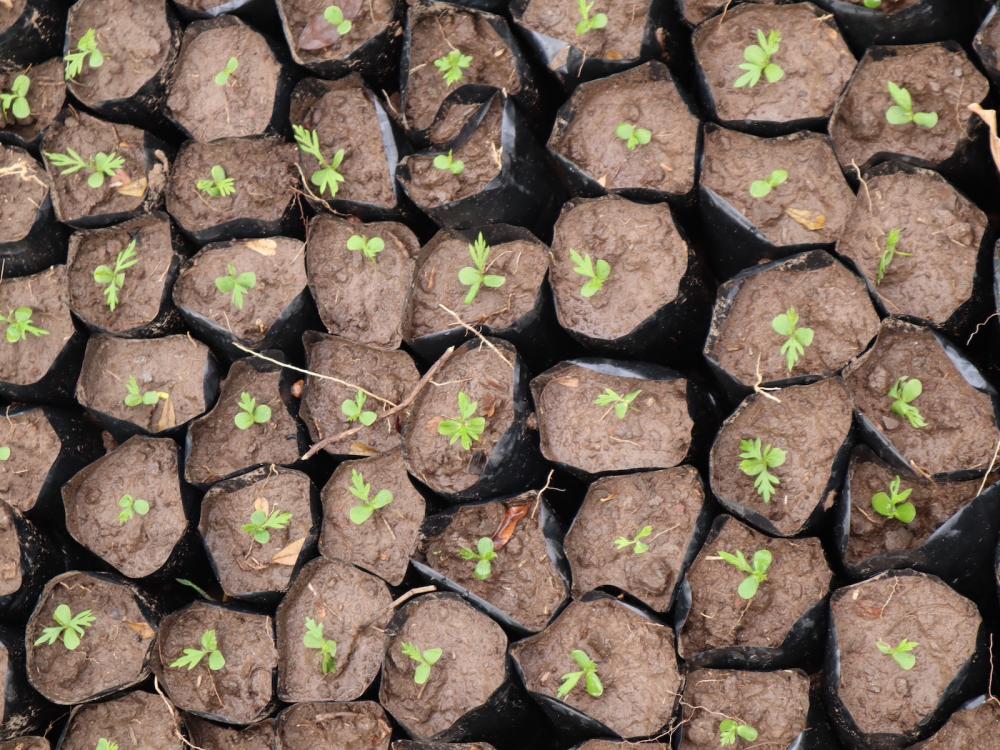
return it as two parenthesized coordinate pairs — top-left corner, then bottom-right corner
(246, 239), (277, 256)
(349, 442), (379, 456)
(115, 176), (148, 198)
(272, 537), (305, 566)
(785, 207), (826, 231)
(253, 497), (269, 514)
(124, 620), (155, 639)
(156, 396), (176, 431)
(969, 103), (1000, 175)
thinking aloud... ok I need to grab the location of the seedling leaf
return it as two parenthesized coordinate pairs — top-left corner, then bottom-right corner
(615, 122), (651, 150)
(197, 164), (236, 198)
(557, 648), (603, 699)
(0, 74), (31, 122)
(401, 642), (443, 685)
(292, 123), (346, 197)
(64, 28), (104, 81)
(214, 57), (239, 86)
(888, 376), (927, 428)
(346, 234), (385, 262)
(876, 228), (911, 286)
(871, 475), (916, 523)
(304, 617), (338, 675)
(118, 494), (150, 525)
(885, 81), (938, 129)
(0, 446), (9, 461)
(877, 638), (918, 670)
(749, 169), (788, 199)
(734, 28), (783, 88)
(459, 233), (506, 304)
(169, 629), (226, 671)
(569, 248), (611, 298)
(433, 149), (465, 175)
(34, 604), (96, 650)
(324, 5), (353, 35)
(717, 548), (772, 600)
(457, 536), (497, 580)
(1, 306), (48, 344)
(437, 390), (486, 450)
(341, 389), (377, 426)
(719, 718), (759, 746)
(614, 524), (653, 554)
(214, 263), (256, 310)
(45, 147), (124, 189)
(93, 238), (139, 312)
(771, 307), (814, 371)
(123, 375), (168, 408)
(348, 468), (394, 525)
(234, 392), (272, 430)
(738, 438), (786, 504)
(575, 0), (608, 35)
(241, 507), (293, 545)
(594, 387), (641, 419)
(434, 49), (473, 86)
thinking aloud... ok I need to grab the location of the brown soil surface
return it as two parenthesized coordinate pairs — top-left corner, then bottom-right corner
(0, 145), (49, 242)
(0, 739), (49, 750)
(977, 10), (1000, 73)
(279, 0), (395, 64)
(709, 378), (853, 535)
(393, 742), (496, 750)
(276, 701), (392, 750)
(0, 0), (26, 34)
(59, 690), (181, 750)
(576, 743), (665, 750)
(0, 58), (66, 144)
(519, 0), (649, 60)
(186, 716), (275, 750)
(0, 641), (6, 727)
(916, 700), (1000, 749)
(679, 0), (726, 25)
(845, 0), (920, 9)
(0, 407), (61, 514)
(830, 573), (981, 736)
(0, 502), (22, 596)
(0, 265), (74, 387)
(26, 572), (155, 704)
(380, 594), (507, 739)
(276, 557), (392, 702)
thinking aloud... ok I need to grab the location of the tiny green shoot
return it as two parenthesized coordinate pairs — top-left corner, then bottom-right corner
(348, 468), (394, 525)
(324, 5), (352, 35)
(876, 228), (910, 285)
(459, 232), (506, 305)
(433, 149), (464, 175)
(614, 525), (652, 555)
(0, 446), (9, 461)
(738, 438), (786, 504)
(347, 234), (384, 262)
(437, 391), (486, 450)
(242, 507), (293, 545)
(434, 49), (473, 87)
(304, 617), (337, 675)
(575, 0), (608, 35)
(458, 537), (497, 580)
(569, 248), (611, 298)
(292, 124), (346, 198)
(45, 148), (124, 189)
(863, 0), (882, 7)
(170, 629), (225, 671)
(93, 239), (139, 312)
(750, 169), (788, 199)
(719, 719), (759, 746)
(885, 81), (938, 129)
(0, 74), (30, 122)
(615, 121), (651, 150)
(34, 604), (96, 650)
(557, 649), (603, 699)
(877, 638), (918, 671)
(717, 549), (773, 600)
(401, 642), (443, 685)
(871, 475), (916, 523)
(64, 28), (104, 81)
(342, 389), (377, 426)
(234, 393), (271, 431)
(2, 307), (48, 344)
(96, 740), (118, 750)
(118, 494), (150, 525)
(123, 375), (168, 408)
(771, 307), (813, 372)
(214, 57), (239, 86)
(197, 164), (236, 198)
(888, 376), (927, 428)
(594, 387), (640, 419)
(734, 29), (784, 88)
(214, 263), (256, 310)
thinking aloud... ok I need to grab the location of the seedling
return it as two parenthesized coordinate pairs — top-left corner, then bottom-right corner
(614, 525), (652, 554)
(96, 741), (118, 750)
(242, 506), (292, 545)
(738, 438), (786, 504)
(750, 169), (788, 199)
(93, 239), (139, 312)
(458, 537), (497, 581)
(615, 122), (651, 151)
(877, 638), (918, 671)
(433, 149), (465, 175)
(1, 307), (48, 343)
(324, 5), (352, 35)
(437, 391), (486, 450)
(346, 234), (384, 262)
(214, 56), (239, 86)
(888, 376), (927, 428)
(569, 248), (611, 298)
(401, 642), (443, 685)
(118, 494), (150, 525)
(575, 0), (608, 35)
(876, 228), (910, 285)
(557, 649), (603, 699)
(459, 233), (506, 305)
(234, 392), (272, 430)
(292, 124), (346, 198)
(304, 617), (337, 675)
(64, 28), (104, 81)
(0, 74), (30, 122)
(734, 29), (784, 88)
(871, 475), (916, 523)
(348, 469), (394, 525)
(342, 389), (377, 426)
(44, 148), (124, 189)
(771, 307), (814, 372)
(34, 604), (96, 650)
(863, 0), (882, 7)
(0, 446), (9, 461)
(170, 629), (226, 671)
(214, 263), (256, 310)
(719, 719), (759, 746)
(885, 81), (938, 129)
(594, 387), (640, 419)
(434, 49), (473, 86)
(717, 549), (773, 600)
(123, 375), (168, 408)
(197, 164), (236, 198)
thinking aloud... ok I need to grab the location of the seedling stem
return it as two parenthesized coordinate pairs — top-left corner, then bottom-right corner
(888, 376), (927, 428)
(45, 148), (124, 188)
(734, 29), (784, 88)
(64, 28), (104, 80)
(304, 617), (338, 674)
(215, 263), (256, 310)
(738, 438), (786, 504)
(771, 307), (814, 371)
(885, 82), (938, 129)
(872, 475), (916, 523)
(1, 307), (48, 343)
(34, 604), (96, 650)
(170, 629), (226, 671)
(575, 0), (608, 35)
(118, 494), (150, 525)
(614, 525), (652, 554)
(459, 233), (506, 304)
(877, 638), (918, 670)
(348, 468), (394, 525)
(594, 387), (640, 419)
(458, 537), (497, 580)
(93, 239), (139, 312)
(557, 649), (603, 699)
(716, 548), (772, 599)
(401, 642), (443, 685)
(292, 124), (346, 197)
(235, 392), (272, 430)
(437, 391), (486, 450)
(569, 248), (611, 298)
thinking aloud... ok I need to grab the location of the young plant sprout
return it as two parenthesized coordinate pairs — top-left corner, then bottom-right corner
(2, 307), (48, 343)
(885, 82), (938, 129)
(888, 376), (927, 428)
(348, 468), (394, 525)
(615, 122), (651, 151)
(458, 537), (497, 581)
(34, 604), (96, 650)
(863, 0), (882, 7)
(96, 740), (118, 750)
(575, 0), (608, 35)
(459, 233), (506, 305)
(595, 387), (640, 419)
(871, 475), (916, 523)
(771, 307), (814, 372)
(750, 169), (788, 199)
(324, 5), (352, 35)
(734, 29), (784, 88)
(614, 525), (652, 555)
(241, 507), (293, 545)
(0, 74), (30, 122)
(346, 234), (385, 262)
(437, 391), (486, 450)
(234, 392), (272, 430)
(93, 239), (139, 312)
(170, 629), (226, 671)
(214, 57), (239, 86)
(557, 649), (603, 699)
(719, 719), (759, 746)
(123, 375), (168, 408)
(738, 438), (786, 504)
(197, 165), (236, 198)
(569, 248), (611, 298)
(717, 549), (773, 600)
(292, 124), (346, 198)
(434, 49), (473, 87)
(118, 494), (150, 525)
(64, 28), (104, 81)
(433, 149), (465, 175)
(401, 642), (443, 685)
(303, 617), (337, 675)
(45, 148), (125, 189)
(877, 638), (918, 671)
(342, 389), (377, 426)
(0, 446), (9, 461)
(876, 228), (910, 285)
(214, 263), (256, 310)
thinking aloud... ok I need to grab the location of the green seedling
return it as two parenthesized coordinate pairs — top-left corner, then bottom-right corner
(750, 169), (788, 199)
(871, 475), (916, 523)
(197, 164), (236, 198)
(459, 233), (506, 305)
(235, 392), (272, 430)
(717, 549), (773, 600)
(885, 81), (938, 129)
(433, 149), (465, 175)
(863, 0), (882, 7)
(215, 263), (256, 310)
(437, 391), (486, 450)
(118, 494), (150, 525)
(123, 375), (168, 408)
(170, 629), (225, 671)
(401, 642), (443, 685)
(569, 248), (611, 298)
(93, 239), (139, 312)
(34, 604), (95, 650)
(876, 228), (910, 285)
(96, 740), (118, 750)
(734, 29), (784, 88)
(557, 649), (603, 700)
(214, 56), (239, 86)
(877, 638), (918, 671)
(458, 537), (497, 581)
(739, 438), (786, 504)
(45, 148), (124, 189)
(324, 5), (352, 35)
(594, 387), (640, 419)
(0, 446), (9, 461)
(242, 507), (293, 545)
(615, 121), (651, 150)
(888, 376), (927, 428)
(348, 469), (394, 525)
(434, 49), (473, 86)
(342, 389), (377, 426)
(347, 234), (385, 262)
(575, 0), (608, 35)
(614, 525), (652, 555)
(771, 307), (813, 372)
(2, 307), (48, 343)
(292, 124), (346, 198)
(719, 719), (759, 746)
(304, 617), (337, 675)
(64, 28), (104, 81)
(0, 74), (30, 122)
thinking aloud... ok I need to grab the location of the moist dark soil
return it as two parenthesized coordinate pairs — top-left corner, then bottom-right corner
(518, 0), (649, 61)
(198, 466), (314, 597)
(393, 743), (496, 750)
(25, 571), (155, 704)
(407, 229), (549, 340)
(186, 716), (275, 750)
(916, 700), (1000, 748)
(418, 493), (567, 631)
(976, 9), (1000, 76)
(62, 435), (186, 578)
(275, 557), (392, 702)
(320, 448), (425, 587)
(167, 16), (281, 142)
(512, 597), (681, 738)
(279, 0), (396, 65)
(276, 700), (392, 750)
(835, 168), (986, 326)
(680, 515), (831, 657)
(709, 377), (853, 535)
(0, 503), (22, 598)
(680, 668), (810, 748)
(679, 0), (727, 26)
(0, 58), (65, 144)
(701, 127), (853, 248)
(380, 594), (508, 739)
(155, 601), (277, 724)
(565, 465), (704, 612)
(830, 573), (981, 737)
(0, 408), (61, 514)
(0, 739), (48, 750)
(843, 321), (1000, 476)
(75, 333), (215, 433)
(67, 212), (177, 334)
(0, 146), (49, 243)
(830, 44), (989, 169)
(532, 362), (693, 474)
(0, 265), (75, 387)
(548, 62), (699, 195)
(299, 332), (419, 456)
(306, 214), (418, 349)
(707, 251), (881, 387)
(58, 689), (181, 750)
(0, 640), (7, 730)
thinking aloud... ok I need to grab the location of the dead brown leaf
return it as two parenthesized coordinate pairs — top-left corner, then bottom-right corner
(124, 620), (156, 639)
(969, 103), (1000, 175)
(785, 207), (826, 231)
(156, 396), (176, 431)
(272, 537), (305, 566)
(245, 238), (278, 256)
(114, 175), (148, 198)
(253, 496), (269, 514)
